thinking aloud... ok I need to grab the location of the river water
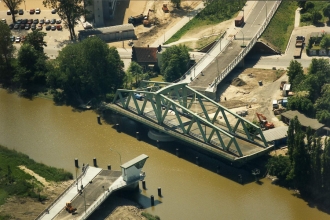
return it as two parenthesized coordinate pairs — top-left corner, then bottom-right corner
(0, 88), (329, 220)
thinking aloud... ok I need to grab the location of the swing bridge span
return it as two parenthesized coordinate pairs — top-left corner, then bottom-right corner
(107, 81), (273, 166)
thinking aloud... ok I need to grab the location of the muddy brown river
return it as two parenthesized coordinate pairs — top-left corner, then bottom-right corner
(0, 89), (329, 220)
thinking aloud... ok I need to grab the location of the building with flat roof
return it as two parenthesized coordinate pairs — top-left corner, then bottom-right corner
(78, 24), (135, 42)
(281, 110), (325, 134)
(257, 126), (288, 147)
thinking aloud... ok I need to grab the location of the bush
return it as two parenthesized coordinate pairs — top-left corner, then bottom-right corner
(106, 93), (116, 103)
(301, 13), (312, 22)
(141, 212), (160, 220)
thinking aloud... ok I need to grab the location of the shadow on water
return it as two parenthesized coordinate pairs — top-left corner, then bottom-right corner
(100, 110), (267, 185)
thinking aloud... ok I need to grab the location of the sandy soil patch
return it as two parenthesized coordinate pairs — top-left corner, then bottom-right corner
(105, 205), (146, 220)
(18, 165), (49, 187)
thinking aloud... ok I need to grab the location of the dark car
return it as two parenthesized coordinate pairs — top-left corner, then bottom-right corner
(21, 19), (27, 24)
(56, 24), (62, 30)
(27, 19), (33, 24)
(51, 9), (57, 14)
(45, 25), (51, 31)
(45, 19), (50, 24)
(20, 23), (25, 29)
(25, 24), (30, 30)
(7, 10), (11, 15)
(18, 9), (24, 15)
(56, 19), (61, 24)
(14, 10), (18, 14)
(33, 19), (39, 24)
(29, 9), (35, 14)
(50, 19), (56, 24)
(16, 19), (22, 24)
(51, 25), (56, 31)
(10, 36), (15, 42)
(8, 23), (14, 29)
(14, 24), (19, 29)
(39, 19), (44, 24)
(31, 24), (36, 30)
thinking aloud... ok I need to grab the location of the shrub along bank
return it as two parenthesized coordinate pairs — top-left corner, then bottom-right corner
(0, 145), (72, 207)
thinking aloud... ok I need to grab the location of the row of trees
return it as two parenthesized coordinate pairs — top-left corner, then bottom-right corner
(267, 117), (330, 203)
(2, 0), (87, 40)
(286, 59), (330, 125)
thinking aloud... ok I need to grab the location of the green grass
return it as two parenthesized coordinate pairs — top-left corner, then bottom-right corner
(149, 75), (164, 82)
(165, 0), (246, 45)
(261, 1), (297, 52)
(300, 1), (329, 26)
(0, 145), (73, 205)
(141, 212), (160, 220)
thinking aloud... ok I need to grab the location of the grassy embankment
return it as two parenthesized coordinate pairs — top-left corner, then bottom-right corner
(260, 1), (297, 52)
(164, 0), (246, 45)
(0, 145), (72, 208)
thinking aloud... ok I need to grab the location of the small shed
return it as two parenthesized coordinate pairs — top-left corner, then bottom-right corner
(257, 126), (288, 147)
(282, 84), (291, 97)
(120, 154), (149, 182)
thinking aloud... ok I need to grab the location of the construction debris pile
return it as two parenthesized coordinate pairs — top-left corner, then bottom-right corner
(231, 77), (246, 87)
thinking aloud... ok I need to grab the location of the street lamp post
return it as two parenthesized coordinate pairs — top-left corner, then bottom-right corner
(110, 148), (122, 165)
(23, 0), (26, 11)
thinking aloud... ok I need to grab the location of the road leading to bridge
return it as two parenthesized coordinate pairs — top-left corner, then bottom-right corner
(186, 1), (280, 96)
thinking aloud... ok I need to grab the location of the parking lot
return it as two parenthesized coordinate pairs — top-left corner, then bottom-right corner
(1, 9), (84, 58)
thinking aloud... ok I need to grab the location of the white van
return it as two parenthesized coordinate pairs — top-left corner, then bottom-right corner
(273, 100), (279, 109)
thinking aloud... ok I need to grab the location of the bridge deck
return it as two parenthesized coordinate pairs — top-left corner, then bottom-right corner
(54, 170), (122, 220)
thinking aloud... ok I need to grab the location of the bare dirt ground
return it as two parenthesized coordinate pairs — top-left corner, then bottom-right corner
(217, 67), (288, 127)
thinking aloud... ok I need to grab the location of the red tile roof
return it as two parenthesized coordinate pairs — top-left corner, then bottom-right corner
(132, 46), (158, 63)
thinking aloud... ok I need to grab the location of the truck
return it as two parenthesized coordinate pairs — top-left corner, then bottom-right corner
(235, 16), (244, 27)
(294, 47), (302, 59)
(128, 14), (144, 25)
(295, 36), (305, 48)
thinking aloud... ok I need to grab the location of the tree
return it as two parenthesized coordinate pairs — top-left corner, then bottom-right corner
(0, 22), (15, 83)
(322, 138), (330, 193)
(323, 4), (330, 21)
(266, 155), (292, 180)
(310, 137), (322, 195)
(14, 44), (47, 91)
(43, 0), (88, 40)
(320, 35), (330, 49)
(23, 30), (47, 52)
(171, 0), (180, 8)
(311, 11), (322, 24)
(127, 62), (144, 86)
(3, 0), (23, 23)
(287, 60), (304, 87)
(161, 45), (190, 82)
(48, 37), (125, 105)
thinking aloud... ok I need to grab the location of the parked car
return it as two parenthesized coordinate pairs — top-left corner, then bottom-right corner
(51, 9), (57, 14)
(45, 25), (51, 30)
(8, 23), (14, 29)
(16, 19), (22, 24)
(56, 24), (62, 30)
(56, 19), (61, 24)
(20, 23), (25, 29)
(51, 25), (56, 31)
(15, 36), (21, 43)
(27, 19), (33, 24)
(33, 19), (39, 24)
(18, 9), (24, 15)
(10, 36), (15, 42)
(21, 19), (27, 24)
(37, 24), (42, 30)
(39, 19), (44, 24)
(14, 10), (18, 14)
(50, 19), (56, 24)
(21, 36), (26, 42)
(1, 19), (6, 24)
(14, 24), (19, 29)
(30, 9), (35, 14)
(25, 24), (30, 30)
(7, 10), (11, 15)
(31, 24), (36, 30)
(45, 19), (50, 24)
(36, 8), (41, 14)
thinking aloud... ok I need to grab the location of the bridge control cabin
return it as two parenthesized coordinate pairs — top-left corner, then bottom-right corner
(121, 154), (149, 182)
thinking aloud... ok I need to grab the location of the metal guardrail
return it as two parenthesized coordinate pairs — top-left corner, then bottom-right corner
(35, 164), (90, 220)
(208, 0), (282, 92)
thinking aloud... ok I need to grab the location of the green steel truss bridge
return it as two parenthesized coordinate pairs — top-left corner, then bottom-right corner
(107, 81), (273, 165)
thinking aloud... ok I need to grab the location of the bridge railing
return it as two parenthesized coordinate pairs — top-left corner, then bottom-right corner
(35, 164), (90, 220)
(81, 181), (127, 220)
(208, 0), (281, 92)
(173, 31), (227, 83)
